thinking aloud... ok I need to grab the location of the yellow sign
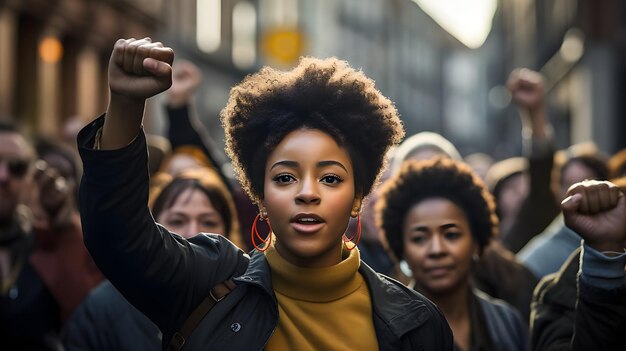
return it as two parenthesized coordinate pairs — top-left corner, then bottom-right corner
(261, 28), (305, 65)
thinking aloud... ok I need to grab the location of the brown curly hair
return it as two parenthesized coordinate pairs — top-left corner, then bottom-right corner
(222, 57), (404, 203)
(376, 158), (499, 260)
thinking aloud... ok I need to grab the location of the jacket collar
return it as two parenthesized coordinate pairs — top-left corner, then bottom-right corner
(359, 261), (432, 338)
(235, 250), (432, 339)
(233, 250), (275, 300)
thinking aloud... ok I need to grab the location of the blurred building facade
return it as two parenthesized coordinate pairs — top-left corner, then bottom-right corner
(1, 0), (623, 158)
(0, 0), (164, 136)
(489, 0), (625, 158)
(156, 0), (460, 158)
(300, 0), (451, 136)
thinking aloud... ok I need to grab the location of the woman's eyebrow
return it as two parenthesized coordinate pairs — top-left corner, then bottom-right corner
(318, 160), (348, 172)
(270, 160), (348, 172)
(440, 223), (458, 229)
(270, 160), (299, 171)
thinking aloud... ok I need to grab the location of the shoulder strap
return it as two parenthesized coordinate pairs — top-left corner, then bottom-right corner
(167, 279), (237, 351)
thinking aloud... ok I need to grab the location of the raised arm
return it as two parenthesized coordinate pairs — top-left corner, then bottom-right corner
(503, 68), (559, 252)
(560, 180), (626, 350)
(164, 60), (228, 180)
(78, 38), (247, 342)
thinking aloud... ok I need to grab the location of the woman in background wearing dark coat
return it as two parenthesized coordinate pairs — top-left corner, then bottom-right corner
(65, 167), (241, 350)
(377, 158), (528, 351)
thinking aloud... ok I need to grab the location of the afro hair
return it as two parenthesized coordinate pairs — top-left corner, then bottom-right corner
(376, 158), (498, 261)
(222, 57), (404, 203)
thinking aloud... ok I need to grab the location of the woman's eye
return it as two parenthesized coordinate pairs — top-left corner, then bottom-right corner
(166, 219), (185, 227)
(202, 221), (218, 228)
(409, 235), (426, 244)
(273, 174), (295, 183)
(444, 231), (461, 240)
(321, 174), (343, 184)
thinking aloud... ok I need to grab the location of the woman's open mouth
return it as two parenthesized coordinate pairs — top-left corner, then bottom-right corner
(290, 214), (325, 233)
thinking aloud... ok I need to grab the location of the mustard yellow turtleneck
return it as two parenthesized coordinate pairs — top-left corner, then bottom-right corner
(264, 243), (379, 351)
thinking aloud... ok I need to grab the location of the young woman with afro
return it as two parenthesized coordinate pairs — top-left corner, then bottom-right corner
(376, 158), (528, 351)
(76, 38), (452, 350)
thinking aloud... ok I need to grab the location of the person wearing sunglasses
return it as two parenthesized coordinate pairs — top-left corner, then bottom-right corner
(0, 121), (63, 349)
(1, 122), (103, 350)
(0, 122), (32, 221)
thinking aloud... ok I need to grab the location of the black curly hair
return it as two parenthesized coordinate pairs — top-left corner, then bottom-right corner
(222, 57), (404, 203)
(376, 158), (498, 261)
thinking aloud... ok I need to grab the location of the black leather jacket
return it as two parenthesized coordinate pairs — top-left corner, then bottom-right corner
(78, 116), (453, 351)
(531, 247), (626, 351)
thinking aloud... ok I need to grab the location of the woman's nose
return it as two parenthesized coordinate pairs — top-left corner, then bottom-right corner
(182, 221), (199, 239)
(295, 176), (321, 205)
(427, 234), (446, 256)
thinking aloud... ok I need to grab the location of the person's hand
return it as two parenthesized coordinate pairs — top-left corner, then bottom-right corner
(562, 180), (626, 253)
(31, 160), (73, 229)
(167, 60), (203, 108)
(507, 68), (545, 115)
(108, 37), (174, 100)
(507, 68), (551, 139)
(102, 38), (174, 149)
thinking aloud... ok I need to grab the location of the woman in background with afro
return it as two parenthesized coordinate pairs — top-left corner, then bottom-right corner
(77, 38), (452, 350)
(377, 158), (528, 351)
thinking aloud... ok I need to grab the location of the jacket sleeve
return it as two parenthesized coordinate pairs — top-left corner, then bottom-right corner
(530, 249), (579, 351)
(531, 244), (626, 351)
(503, 138), (560, 253)
(77, 115), (248, 338)
(571, 244), (626, 351)
(166, 105), (224, 172)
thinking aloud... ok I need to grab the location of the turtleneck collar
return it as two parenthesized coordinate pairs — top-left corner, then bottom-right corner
(264, 241), (361, 303)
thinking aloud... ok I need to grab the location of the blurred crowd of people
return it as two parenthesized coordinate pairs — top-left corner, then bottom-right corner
(1, 46), (625, 351)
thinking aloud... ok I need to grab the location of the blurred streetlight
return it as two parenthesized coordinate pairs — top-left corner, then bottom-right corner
(560, 28), (584, 63)
(197, 0), (221, 53)
(39, 36), (63, 63)
(541, 28), (585, 93)
(233, 1), (257, 69)
(412, 0), (497, 49)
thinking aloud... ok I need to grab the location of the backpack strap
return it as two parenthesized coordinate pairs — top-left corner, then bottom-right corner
(168, 279), (237, 351)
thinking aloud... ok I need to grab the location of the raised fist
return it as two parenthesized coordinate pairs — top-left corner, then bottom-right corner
(562, 180), (626, 253)
(507, 68), (545, 113)
(167, 60), (203, 108)
(108, 38), (174, 100)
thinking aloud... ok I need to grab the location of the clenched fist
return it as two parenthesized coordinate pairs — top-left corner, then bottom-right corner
(101, 38), (175, 149)
(167, 60), (203, 108)
(562, 180), (626, 253)
(507, 68), (545, 113)
(108, 38), (174, 99)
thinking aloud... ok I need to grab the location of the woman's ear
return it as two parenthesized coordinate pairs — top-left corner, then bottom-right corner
(472, 245), (480, 262)
(351, 195), (363, 218)
(258, 201), (268, 219)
